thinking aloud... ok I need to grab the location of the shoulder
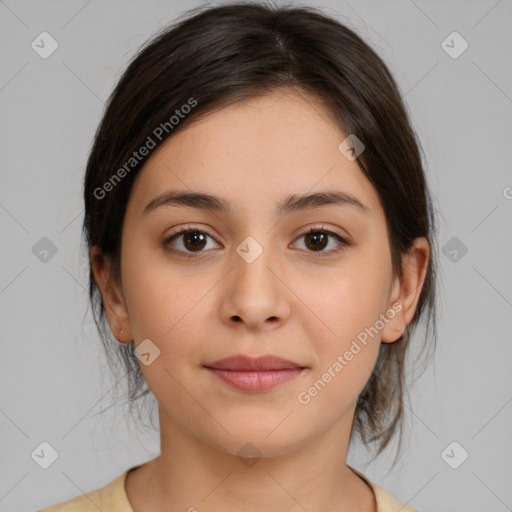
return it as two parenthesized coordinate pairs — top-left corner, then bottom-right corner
(348, 466), (418, 512)
(37, 470), (133, 512)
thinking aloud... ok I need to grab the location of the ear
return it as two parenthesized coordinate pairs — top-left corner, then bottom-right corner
(381, 237), (430, 344)
(90, 246), (132, 343)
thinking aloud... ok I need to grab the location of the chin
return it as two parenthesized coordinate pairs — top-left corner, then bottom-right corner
(202, 422), (313, 461)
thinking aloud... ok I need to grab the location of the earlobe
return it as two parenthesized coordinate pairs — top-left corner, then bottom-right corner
(381, 237), (430, 344)
(90, 246), (132, 343)
(381, 299), (406, 343)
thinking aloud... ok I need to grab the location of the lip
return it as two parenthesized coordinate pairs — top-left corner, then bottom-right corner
(205, 355), (306, 392)
(207, 355), (303, 371)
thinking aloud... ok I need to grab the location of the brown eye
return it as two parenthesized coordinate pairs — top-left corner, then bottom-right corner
(165, 228), (219, 256)
(293, 227), (349, 255)
(164, 225), (350, 259)
(182, 231), (207, 251)
(304, 231), (328, 251)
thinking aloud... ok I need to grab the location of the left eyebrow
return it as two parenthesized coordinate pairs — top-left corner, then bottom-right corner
(278, 190), (370, 216)
(143, 190), (371, 217)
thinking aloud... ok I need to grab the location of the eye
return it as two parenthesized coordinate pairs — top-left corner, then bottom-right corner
(164, 227), (220, 258)
(163, 224), (351, 259)
(292, 225), (350, 256)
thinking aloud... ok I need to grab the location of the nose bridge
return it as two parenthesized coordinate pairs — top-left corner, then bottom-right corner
(233, 232), (278, 293)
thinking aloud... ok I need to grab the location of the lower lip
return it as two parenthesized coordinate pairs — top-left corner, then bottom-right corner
(206, 368), (304, 392)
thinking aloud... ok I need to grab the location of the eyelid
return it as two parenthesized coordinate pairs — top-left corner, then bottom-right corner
(165, 223), (218, 240)
(294, 223), (350, 243)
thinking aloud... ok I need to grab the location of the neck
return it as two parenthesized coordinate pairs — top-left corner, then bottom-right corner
(126, 405), (376, 512)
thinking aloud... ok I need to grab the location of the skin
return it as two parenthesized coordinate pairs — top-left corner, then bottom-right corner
(91, 87), (430, 512)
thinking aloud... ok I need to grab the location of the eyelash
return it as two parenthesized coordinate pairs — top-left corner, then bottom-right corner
(163, 224), (351, 259)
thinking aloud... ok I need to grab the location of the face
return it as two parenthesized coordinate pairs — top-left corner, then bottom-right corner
(93, 88), (428, 458)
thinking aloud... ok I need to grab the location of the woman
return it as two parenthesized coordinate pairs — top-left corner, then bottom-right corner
(39, 2), (438, 511)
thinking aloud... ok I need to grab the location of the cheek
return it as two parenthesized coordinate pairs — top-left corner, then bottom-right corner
(316, 256), (391, 395)
(296, 272), (385, 410)
(300, 254), (390, 354)
(121, 243), (216, 361)
(121, 241), (182, 339)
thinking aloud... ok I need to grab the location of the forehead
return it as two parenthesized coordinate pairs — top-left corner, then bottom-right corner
(127, 88), (382, 220)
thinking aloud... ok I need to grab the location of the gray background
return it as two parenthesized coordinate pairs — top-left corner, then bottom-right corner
(1, 0), (511, 511)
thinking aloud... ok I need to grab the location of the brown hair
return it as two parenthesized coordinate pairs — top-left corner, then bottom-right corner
(82, 1), (438, 465)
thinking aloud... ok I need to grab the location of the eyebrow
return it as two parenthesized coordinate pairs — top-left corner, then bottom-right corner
(143, 190), (370, 217)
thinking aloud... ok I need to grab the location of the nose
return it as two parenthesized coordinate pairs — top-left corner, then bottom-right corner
(219, 238), (291, 332)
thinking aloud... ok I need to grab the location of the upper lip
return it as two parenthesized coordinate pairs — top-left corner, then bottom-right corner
(205, 355), (304, 371)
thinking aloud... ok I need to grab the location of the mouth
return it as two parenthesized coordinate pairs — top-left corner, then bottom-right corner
(204, 355), (307, 392)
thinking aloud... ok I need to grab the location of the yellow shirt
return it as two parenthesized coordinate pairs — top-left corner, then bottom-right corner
(37, 465), (417, 512)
